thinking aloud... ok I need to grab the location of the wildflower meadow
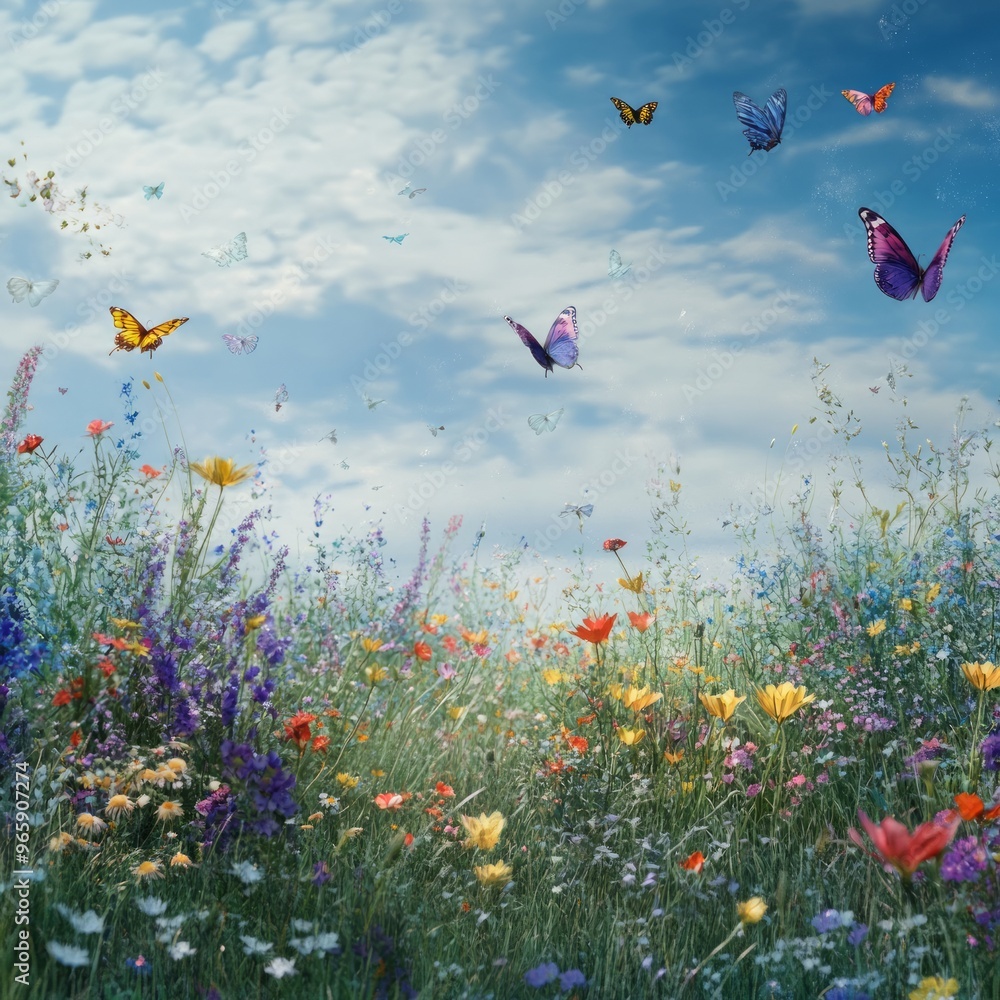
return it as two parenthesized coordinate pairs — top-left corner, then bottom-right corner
(2, 347), (1000, 1000)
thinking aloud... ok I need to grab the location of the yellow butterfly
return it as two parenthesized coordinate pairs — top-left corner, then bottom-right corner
(610, 97), (657, 128)
(109, 306), (189, 356)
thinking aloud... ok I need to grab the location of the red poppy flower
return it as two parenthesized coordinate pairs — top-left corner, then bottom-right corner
(603, 538), (627, 551)
(413, 641), (432, 661)
(283, 710), (318, 750)
(628, 611), (654, 632)
(435, 782), (455, 797)
(569, 613), (617, 644)
(17, 434), (43, 454)
(848, 809), (959, 877)
(86, 419), (113, 437)
(140, 464), (163, 479)
(680, 850), (705, 873)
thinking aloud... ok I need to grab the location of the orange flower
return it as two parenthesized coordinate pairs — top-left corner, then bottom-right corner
(627, 611), (654, 632)
(569, 613), (617, 644)
(603, 538), (627, 551)
(413, 641), (432, 661)
(955, 792), (1000, 823)
(86, 419), (114, 437)
(680, 850), (705, 873)
(17, 434), (43, 454)
(310, 735), (330, 753)
(576, 712), (598, 726)
(435, 782), (455, 797)
(374, 793), (404, 810)
(282, 711), (318, 750)
(566, 734), (588, 755)
(139, 464), (162, 478)
(848, 809), (960, 878)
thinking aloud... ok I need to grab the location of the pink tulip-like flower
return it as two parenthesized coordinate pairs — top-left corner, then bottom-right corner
(87, 419), (114, 437)
(848, 809), (960, 878)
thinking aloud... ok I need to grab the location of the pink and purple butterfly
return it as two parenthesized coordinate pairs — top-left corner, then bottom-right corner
(504, 306), (581, 377)
(733, 88), (786, 154)
(842, 83), (895, 116)
(222, 333), (258, 355)
(858, 208), (966, 302)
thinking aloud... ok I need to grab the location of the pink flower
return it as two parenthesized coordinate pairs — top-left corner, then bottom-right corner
(87, 419), (114, 437)
(848, 809), (960, 878)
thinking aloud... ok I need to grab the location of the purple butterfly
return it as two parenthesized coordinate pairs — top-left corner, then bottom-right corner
(222, 333), (258, 355)
(859, 208), (966, 301)
(504, 306), (581, 377)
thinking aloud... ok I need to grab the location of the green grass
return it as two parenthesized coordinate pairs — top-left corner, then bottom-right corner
(2, 355), (999, 1000)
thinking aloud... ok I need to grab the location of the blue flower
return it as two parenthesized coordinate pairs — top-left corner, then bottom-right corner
(559, 968), (587, 991)
(810, 909), (841, 934)
(524, 962), (559, 987)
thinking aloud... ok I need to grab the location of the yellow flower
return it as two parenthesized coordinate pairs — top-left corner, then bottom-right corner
(447, 705), (466, 720)
(961, 660), (1000, 691)
(157, 801), (184, 823)
(170, 852), (194, 868)
(866, 619), (886, 637)
(699, 689), (746, 723)
(105, 794), (135, 820)
(925, 583), (942, 603)
(755, 682), (816, 724)
(361, 637), (383, 652)
(336, 773), (360, 789)
(542, 669), (566, 685)
(909, 976), (959, 1000)
(166, 758), (187, 773)
(617, 727), (646, 746)
(336, 826), (364, 850)
(737, 897), (768, 924)
(133, 860), (164, 881)
(189, 456), (254, 488)
(365, 665), (388, 684)
(461, 811), (505, 850)
(619, 573), (644, 594)
(621, 685), (662, 712)
(49, 832), (74, 853)
(607, 682), (623, 701)
(663, 750), (684, 765)
(75, 813), (107, 838)
(245, 614), (267, 633)
(473, 860), (513, 887)
(899, 598), (913, 611)
(109, 617), (140, 629)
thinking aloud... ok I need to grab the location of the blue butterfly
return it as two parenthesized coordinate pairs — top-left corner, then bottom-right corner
(505, 306), (581, 377)
(732, 88), (786, 154)
(143, 182), (164, 200)
(382, 233), (409, 244)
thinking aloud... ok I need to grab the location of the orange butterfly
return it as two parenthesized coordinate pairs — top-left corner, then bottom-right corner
(841, 82), (895, 116)
(610, 97), (657, 128)
(109, 307), (189, 356)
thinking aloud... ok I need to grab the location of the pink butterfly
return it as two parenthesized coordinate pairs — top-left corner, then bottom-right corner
(842, 83), (895, 116)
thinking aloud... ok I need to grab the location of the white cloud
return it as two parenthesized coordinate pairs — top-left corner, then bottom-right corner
(924, 75), (999, 109)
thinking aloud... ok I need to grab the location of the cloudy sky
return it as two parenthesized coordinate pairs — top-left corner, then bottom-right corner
(2, 0), (998, 590)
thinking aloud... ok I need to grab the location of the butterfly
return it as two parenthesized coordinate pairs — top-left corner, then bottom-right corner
(319, 430), (338, 444)
(397, 183), (412, 196)
(363, 393), (385, 409)
(274, 384), (288, 411)
(732, 88), (787, 153)
(504, 306), (581, 377)
(221, 333), (258, 355)
(408, 188), (427, 199)
(610, 97), (657, 128)
(58, 387), (68, 394)
(382, 234), (408, 244)
(858, 208), (966, 301)
(143, 182), (164, 200)
(472, 521), (486, 552)
(108, 307), (189, 356)
(202, 232), (248, 266)
(842, 83), (895, 116)
(868, 385), (881, 394)
(559, 503), (594, 532)
(339, 460), (349, 470)
(7, 276), (58, 307)
(428, 424), (445, 436)
(608, 250), (631, 279)
(527, 408), (564, 434)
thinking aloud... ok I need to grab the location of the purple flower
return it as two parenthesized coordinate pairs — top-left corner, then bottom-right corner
(811, 909), (841, 934)
(312, 860), (331, 886)
(559, 968), (587, 991)
(847, 923), (868, 948)
(524, 962), (560, 987)
(982, 731), (1000, 772)
(941, 836), (989, 883)
(826, 989), (869, 1000)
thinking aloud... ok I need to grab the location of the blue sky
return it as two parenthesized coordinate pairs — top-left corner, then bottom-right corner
(2, 0), (998, 589)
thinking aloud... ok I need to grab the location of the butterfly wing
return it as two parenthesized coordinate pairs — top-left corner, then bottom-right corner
(528, 408), (564, 434)
(858, 208), (924, 300)
(397, 184), (411, 196)
(733, 89), (785, 152)
(505, 315), (552, 372)
(25, 279), (58, 306)
(608, 249), (631, 279)
(222, 333), (258, 355)
(7, 277), (30, 302)
(408, 188), (427, 199)
(610, 97), (638, 127)
(636, 101), (658, 125)
(109, 307), (187, 354)
(872, 82), (895, 113)
(143, 183), (164, 200)
(542, 307), (580, 370)
(274, 383), (288, 410)
(919, 215), (966, 303)
(203, 232), (248, 266)
(842, 89), (874, 115)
